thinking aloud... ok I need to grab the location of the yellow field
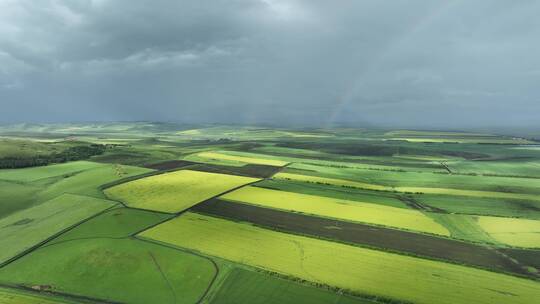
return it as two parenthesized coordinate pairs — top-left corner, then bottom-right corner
(221, 186), (449, 235)
(196, 152), (289, 166)
(274, 172), (540, 201)
(104, 170), (259, 213)
(141, 213), (540, 304)
(476, 216), (540, 248)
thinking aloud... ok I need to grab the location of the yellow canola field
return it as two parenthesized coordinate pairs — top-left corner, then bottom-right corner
(141, 212), (540, 304)
(476, 216), (540, 248)
(104, 170), (259, 213)
(196, 152), (289, 166)
(221, 186), (449, 236)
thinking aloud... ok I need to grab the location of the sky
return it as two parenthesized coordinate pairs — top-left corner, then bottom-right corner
(1, 0), (539, 129)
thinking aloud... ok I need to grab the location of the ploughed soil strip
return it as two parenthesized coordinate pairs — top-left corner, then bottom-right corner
(192, 199), (538, 279)
(500, 248), (540, 271)
(190, 163), (282, 178)
(143, 160), (197, 170)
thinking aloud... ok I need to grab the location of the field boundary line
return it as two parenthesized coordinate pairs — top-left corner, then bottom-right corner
(0, 282), (123, 304)
(133, 236), (219, 304)
(0, 203), (118, 269)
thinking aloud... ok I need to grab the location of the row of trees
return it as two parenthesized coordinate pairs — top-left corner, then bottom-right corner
(0, 144), (106, 169)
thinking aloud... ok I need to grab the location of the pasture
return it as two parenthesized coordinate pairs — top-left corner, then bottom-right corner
(104, 169), (259, 213)
(221, 186), (449, 235)
(0, 238), (216, 304)
(0, 194), (115, 264)
(210, 268), (373, 304)
(141, 212), (540, 304)
(0, 288), (76, 304)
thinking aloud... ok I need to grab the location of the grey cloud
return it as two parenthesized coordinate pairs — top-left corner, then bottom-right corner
(0, 0), (539, 129)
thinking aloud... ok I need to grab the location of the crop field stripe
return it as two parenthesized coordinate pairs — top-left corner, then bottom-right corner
(195, 151), (290, 167)
(191, 199), (538, 279)
(140, 212), (540, 304)
(220, 186), (450, 236)
(274, 172), (540, 201)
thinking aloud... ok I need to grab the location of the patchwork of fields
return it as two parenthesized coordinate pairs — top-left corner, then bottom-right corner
(141, 212), (540, 304)
(221, 186), (449, 235)
(1, 124), (539, 304)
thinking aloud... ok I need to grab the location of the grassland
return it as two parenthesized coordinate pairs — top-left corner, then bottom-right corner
(192, 151), (289, 166)
(0, 288), (77, 304)
(141, 212), (540, 304)
(209, 268), (373, 304)
(0, 161), (105, 182)
(221, 186), (449, 235)
(476, 216), (540, 248)
(0, 181), (42, 218)
(104, 169), (259, 213)
(48, 207), (171, 245)
(0, 194), (115, 264)
(0, 238), (216, 304)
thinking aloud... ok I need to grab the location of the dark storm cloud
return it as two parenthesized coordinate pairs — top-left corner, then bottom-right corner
(1, 0), (539, 128)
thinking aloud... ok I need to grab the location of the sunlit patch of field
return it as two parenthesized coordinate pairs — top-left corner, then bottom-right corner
(221, 186), (449, 235)
(195, 151), (289, 166)
(141, 212), (540, 304)
(476, 216), (540, 248)
(104, 169), (259, 213)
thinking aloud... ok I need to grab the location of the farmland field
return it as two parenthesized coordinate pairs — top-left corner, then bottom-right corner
(0, 194), (115, 265)
(476, 216), (540, 248)
(221, 186), (449, 235)
(104, 169), (259, 213)
(1, 123), (540, 304)
(140, 212), (540, 304)
(191, 151), (289, 167)
(192, 199), (537, 277)
(0, 238), (216, 304)
(209, 268), (373, 304)
(0, 287), (77, 304)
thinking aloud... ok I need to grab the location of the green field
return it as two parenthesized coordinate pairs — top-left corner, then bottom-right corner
(104, 169), (259, 213)
(0, 161), (105, 182)
(0, 288), (77, 304)
(476, 216), (540, 248)
(275, 172), (540, 201)
(0, 238), (216, 304)
(0, 181), (42, 218)
(221, 186), (449, 235)
(48, 207), (171, 245)
(141, 212), (540, 304)
(209, 268), (374, 304)
(0, 194), (115, 264)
